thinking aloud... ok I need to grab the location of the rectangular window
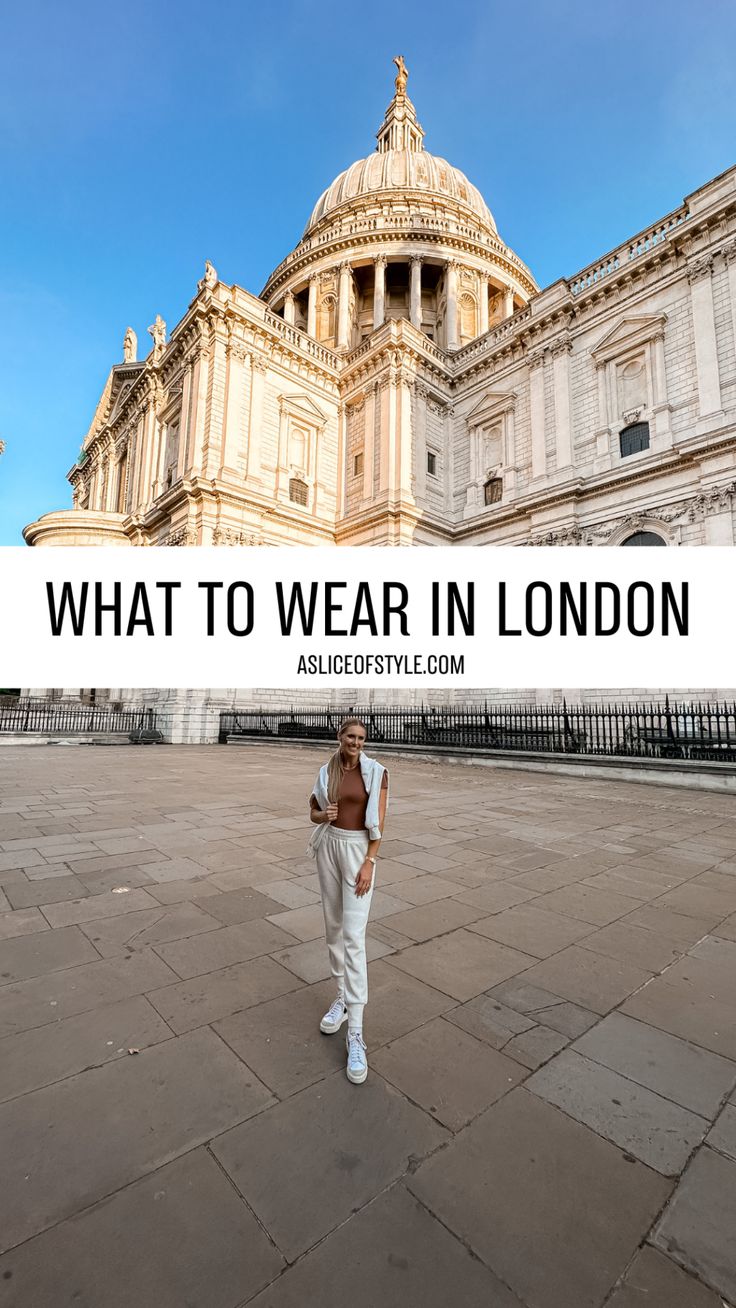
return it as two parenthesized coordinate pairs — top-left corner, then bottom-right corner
(619, 421), (650, 458)
(427, 450), (437, 477)
(353, 452), (364, 477)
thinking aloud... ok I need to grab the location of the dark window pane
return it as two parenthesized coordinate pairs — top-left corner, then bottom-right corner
(621, 531), (666, 546)
(619, 421), (650, 457)
(484, 477), (502, 505)
(427, 451), (437, 476)
(289, 478), (308, 506)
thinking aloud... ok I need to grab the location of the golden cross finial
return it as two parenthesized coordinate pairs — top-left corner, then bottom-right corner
(393, 55), (408, 96)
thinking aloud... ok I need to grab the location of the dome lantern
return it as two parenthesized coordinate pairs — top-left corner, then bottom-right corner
(376, 56), (425, 154)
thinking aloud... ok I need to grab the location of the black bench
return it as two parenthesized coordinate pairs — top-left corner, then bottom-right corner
(128, 727), (165, 744)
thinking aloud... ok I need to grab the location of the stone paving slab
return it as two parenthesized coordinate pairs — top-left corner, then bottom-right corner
(577, 920), (685, 973)
(203, 884), (287, 923)
(78, 901), (222, 956)
(211, 1069), (447, 1261)
(444, 992), (536, 1048)
(0, 924), (100, 983)
(573, 1012), (736, 1118)
(384, 928), (536, 1001)
(706, 1103), (736, 1161)
(147, 955), (303, 1033)
(466, 903), (595, 957)
(528, 1048), (708, 1174)
(533, 884), (642, 926)
(0, 1148), (284, 1308)
(4, 873), (90, 909)
(154, 917), (297, 978)
(623, 972), (736, 1060)
(247, 1183), (526, 1308)
(503, 1025), (571, 1070)
(653, 1146), (736, 1303)
(516, 944), (652, 1014)
(0, 948), (178, 1038)
(0, 994), (173, 1102)
(40, 886), (162, 927)
(380, 897), (487, 941)
(606, 1245), (730, 1308)
(0, 1027), (275, 1254)
(271, 932), (392, 983)
(0, 907), (48, 940)
(373, 1016), (526, 1130)
(214, 978), (348, 1097)
(409, 1087), (672, 1308)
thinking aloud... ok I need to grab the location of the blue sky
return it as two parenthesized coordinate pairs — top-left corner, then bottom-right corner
(1, 0), (735, 545)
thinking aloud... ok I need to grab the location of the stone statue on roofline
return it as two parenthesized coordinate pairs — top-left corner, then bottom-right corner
(198, 260), (218, 293)
(123, 326), (137, 363)
(147, 315), (167, 359)
(393, 55), (408, 96)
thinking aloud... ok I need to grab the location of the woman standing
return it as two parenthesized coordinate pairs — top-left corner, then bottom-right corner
(308, 717), (389, 1084)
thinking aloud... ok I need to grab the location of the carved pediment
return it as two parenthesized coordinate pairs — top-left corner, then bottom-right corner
(278, 392), (328, 427)
(591, 314), (666, 363)
(466, 389), (516, 428)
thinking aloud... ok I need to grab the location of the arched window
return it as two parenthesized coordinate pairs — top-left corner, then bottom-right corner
(290, 427), (307, 470)
(318, 294), (336, 344)
(289, 478), (308, 506)
(621, 531), (666, 546)
(619, 421), (650, 458)
(460, 293), (477, 341)
(484, 477), (503, 505)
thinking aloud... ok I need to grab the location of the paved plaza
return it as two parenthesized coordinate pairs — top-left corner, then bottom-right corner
(0, 743), (735, 1307)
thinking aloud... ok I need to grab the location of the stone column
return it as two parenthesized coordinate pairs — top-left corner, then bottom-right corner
(414, 383), (428, 501)
(398, 368), (414, 504)
(378, 376), (395, 495)
(220, 339), (248, 478)
(145, 395), (162, 505)
(688, 255), (722, 423)
(283, 291), (296, 325)
(336, 402), (347, 518)
(129, 414), (146, 509)
(410, 257), (422, 329)
(176, 362), (193, 480)
(307, 275), (318, 339)
(245, 355), (267, 481)
(529, 351), (546, 480)
(363, 383), (376, 502)
(186, 348), (210, 476)
(445, 261), (459, 351)
(373, 256), (387, 330)
(478, 275), (489, 335)
(551, 339), (573, 472)
(336, 262), (351, 351)
(726, 243), (736, 367)
(503, 287), (515, 318)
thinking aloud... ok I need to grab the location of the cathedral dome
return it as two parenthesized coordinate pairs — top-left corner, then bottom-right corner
(305, 149), (497, 236)
(260, 58), (537, 349)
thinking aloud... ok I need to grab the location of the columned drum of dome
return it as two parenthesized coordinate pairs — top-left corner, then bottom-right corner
(260, 58), (536, 354)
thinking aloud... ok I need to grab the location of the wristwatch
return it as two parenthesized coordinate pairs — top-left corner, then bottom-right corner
(368, 856), (377, 867)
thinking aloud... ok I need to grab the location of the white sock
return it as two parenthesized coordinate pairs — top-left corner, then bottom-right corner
(347, 1002), (364, 1034)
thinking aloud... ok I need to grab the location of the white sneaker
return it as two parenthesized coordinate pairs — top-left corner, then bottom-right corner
(320, 995), (347, 1034)
(346, 1031), (368, 1084)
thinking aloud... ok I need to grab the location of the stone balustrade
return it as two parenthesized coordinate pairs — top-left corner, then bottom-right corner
(569, 206), (689, 296)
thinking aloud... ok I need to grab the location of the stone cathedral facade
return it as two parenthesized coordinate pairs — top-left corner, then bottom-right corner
(21, 62), (736, 736)
(25, 62), (736, 553)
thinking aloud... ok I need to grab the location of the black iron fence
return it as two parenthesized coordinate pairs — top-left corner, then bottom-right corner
(0, 699), (157, 735)
(220, 699), (736, 763)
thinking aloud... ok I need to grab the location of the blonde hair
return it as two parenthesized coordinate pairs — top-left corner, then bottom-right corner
(326, 717), (367, 804)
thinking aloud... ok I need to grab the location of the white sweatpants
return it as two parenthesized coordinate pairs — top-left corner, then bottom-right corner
(316, 825), (374, 1029)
